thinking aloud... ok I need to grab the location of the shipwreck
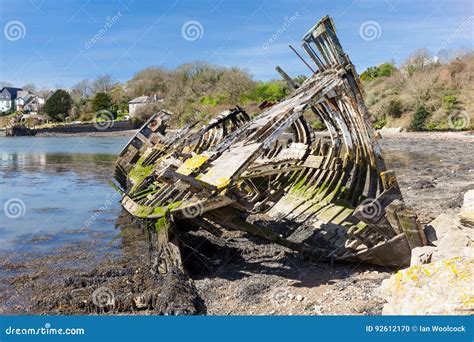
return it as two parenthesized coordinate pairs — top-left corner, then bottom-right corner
(114, 15), (427, 273)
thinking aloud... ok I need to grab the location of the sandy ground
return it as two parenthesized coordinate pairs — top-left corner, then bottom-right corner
(0, 131), (473, 315)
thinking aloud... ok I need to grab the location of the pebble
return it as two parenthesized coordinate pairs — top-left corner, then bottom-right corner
(296, 294), (304, 301)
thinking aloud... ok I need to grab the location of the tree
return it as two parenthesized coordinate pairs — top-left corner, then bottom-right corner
(72, 80), (92, 99)
(126, 67), (169, 98)
(92, 92), (112, 112)
(218, 68), (255, 103)
(43, 89), (73, 121)
(402, 48), (432, 76)
(92, 74), (115, 93)
(110, 85), (129, 112)
(22, 83), (37, 92)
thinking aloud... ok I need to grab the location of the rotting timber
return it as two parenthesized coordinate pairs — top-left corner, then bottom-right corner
(114, 15), (427, 274)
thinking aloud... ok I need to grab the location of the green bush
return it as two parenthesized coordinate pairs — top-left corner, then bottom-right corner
(442, 95), (458, 113)
(386, 99), (403, 118)
(360, 67), (377, 81)
(360, 63), (396, 81)
(200, 95), (218, 106)
(425, 121), (438, 131)
(410, 106), (430, 131)
(243, 82), (287, 103)
(377, 63), (396, 77)
(373, 117), (387, 129)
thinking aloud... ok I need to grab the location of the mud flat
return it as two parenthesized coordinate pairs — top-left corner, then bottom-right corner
(378, 131), (474, 224)
(0, 131), (472, 315)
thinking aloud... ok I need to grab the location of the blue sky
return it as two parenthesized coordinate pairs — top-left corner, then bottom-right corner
(0, 0), (472, 89)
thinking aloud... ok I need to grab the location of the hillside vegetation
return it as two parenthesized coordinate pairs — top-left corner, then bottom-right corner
(361, 49), (473, 131)
(67, 63), (299, 127)
(4, 49), (472, 132)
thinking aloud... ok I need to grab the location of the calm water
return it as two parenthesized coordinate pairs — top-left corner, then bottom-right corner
(0, 136), (132, 252)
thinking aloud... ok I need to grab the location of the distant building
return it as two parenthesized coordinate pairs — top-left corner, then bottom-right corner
(0, 87), (45, 114)
(128, 94), (162, 117)
(16, 92), (45, 113)
(0, 87), (22, 112)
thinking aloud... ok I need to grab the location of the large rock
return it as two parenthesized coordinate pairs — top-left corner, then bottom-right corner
(458, 190), (474, 228)
(410, 246), (436, 266)
(424, 213), (455, 246)
(417, 190), (474, 267)
(432, 228), (473, 260)
(381, 257), (474, 315)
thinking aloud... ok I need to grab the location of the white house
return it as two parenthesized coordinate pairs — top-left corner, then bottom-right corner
(16, 91), (45, 113)
(0, 87), (45, 114)
(0, 87), (22, 112)
(128, 94), (163, 117)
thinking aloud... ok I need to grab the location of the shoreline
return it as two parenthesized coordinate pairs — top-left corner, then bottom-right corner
(0, 129), (139, 138)
(35, 129), (139, 137)
(1, 129), (472, 139)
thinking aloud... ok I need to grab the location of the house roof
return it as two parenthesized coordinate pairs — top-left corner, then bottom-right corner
(129, 95), (151, 104)
(1, 87), (22, 99)
(17, 90), (30, 98)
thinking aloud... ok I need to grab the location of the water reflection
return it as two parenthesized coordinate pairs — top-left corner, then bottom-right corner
(0, 136), (130, 251)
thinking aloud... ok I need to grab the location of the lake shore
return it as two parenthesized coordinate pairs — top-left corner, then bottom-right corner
(34, 129), (139, 137)
(0, 128), (138, 138)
